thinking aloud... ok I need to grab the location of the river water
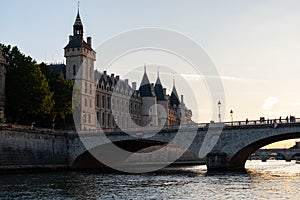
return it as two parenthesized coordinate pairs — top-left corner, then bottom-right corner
(0, 160), (299, 200)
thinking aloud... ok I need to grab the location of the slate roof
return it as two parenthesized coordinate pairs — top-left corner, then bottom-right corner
(64, 35), (93, 51)
(74, 11), (83, 26)
(139, 71), (153, 97)
(154, 76), (165, 101)
(48, 64), (66, 79)
(169, 86), (180, 107)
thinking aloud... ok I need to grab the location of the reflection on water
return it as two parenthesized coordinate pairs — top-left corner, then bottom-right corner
(0, 161), (299, 199)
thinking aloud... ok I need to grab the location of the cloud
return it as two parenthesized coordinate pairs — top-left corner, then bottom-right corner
(262, 97), (279, 110)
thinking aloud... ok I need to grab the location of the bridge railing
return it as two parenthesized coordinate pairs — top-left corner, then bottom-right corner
(2, 117), (300, 134)
(220, 117), (300, 127)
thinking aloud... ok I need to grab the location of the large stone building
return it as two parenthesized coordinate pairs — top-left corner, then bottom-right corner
(0, 47), (7, 120)
(94, 66), (193, 130)
(50, 9), (193, 130)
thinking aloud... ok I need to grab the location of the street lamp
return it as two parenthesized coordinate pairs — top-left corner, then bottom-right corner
(218, 101), (221, 123)
(230, 110), (233, 125)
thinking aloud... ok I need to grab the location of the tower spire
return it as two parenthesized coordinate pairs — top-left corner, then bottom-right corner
(173, 73), (175, 86)
(157, 66), (160, 77)
(73, 2), (84, 36)
(78, 1), (80, 12)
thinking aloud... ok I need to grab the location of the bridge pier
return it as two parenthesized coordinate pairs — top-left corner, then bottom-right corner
(206, 153), (228, 172)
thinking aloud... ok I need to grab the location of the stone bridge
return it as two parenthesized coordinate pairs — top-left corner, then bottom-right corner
(1, 120), (300, 172)
(252, 148), (300, 162)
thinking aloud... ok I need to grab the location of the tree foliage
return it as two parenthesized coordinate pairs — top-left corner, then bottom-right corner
(40, 63), (73, 121)
(1, 44), (76, 128)
(1, 44), (54, 124)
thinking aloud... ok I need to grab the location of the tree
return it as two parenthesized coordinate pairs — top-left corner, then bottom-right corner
(1, 44), (54, 124)
(40, 63), (77, 128)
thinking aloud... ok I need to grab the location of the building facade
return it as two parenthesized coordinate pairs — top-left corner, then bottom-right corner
(0, 47), (7, 119)
(60, 10), (193, 130)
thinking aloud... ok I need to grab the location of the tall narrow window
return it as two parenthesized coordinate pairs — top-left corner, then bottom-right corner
(107, 97), (110, 109)
(102, 112), (105, 127)
(86, 60), (89, 79)
(102, 96), (105, 109)
(90, 66), (92, 79)
(90, 83), (92, 95)
(107, 113), (110, 127)
(85, 82), (87, 94)
(96, 95), (100, 107)
(73, 65), (76, 76)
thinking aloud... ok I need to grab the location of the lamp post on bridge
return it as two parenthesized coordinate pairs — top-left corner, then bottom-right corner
(218, 101), (221, 123)
(230, 110), (233, 126)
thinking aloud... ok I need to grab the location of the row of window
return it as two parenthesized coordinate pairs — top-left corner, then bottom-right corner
(84, 98), (93, 108)
(96, 95), (141, 114)
(67, 47), (94, 55)
(72, 64), (93, 80)
(97, 112), (142, 129)
(83, 113), (91, 124)
(85, 82), (93, 95)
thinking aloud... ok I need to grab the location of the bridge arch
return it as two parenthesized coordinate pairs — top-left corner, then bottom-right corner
(228, 131), (300, 171)
(291, 153), (300, 160)
(71, 139), (199, 170)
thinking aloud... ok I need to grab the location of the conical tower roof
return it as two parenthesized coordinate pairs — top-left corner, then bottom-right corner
(73, 10), (84, 36)
(154, 70), (165, 101)
(139, 66), (153, 97)
(74, 11), (83, 26)
(169, 81), (180, 107)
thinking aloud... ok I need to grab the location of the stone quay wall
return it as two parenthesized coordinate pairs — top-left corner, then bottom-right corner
(0, 126), (69, 170)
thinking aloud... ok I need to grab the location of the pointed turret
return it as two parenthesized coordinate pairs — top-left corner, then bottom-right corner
(169, 78), (180, 107)
(154, 68), (165, 101)
(64, 9), (93, 51)
(73, 11), (84, 36)
(139, 65), (153, 97)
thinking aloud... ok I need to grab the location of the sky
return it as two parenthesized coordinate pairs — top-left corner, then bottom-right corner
(1, 0), (300, 147)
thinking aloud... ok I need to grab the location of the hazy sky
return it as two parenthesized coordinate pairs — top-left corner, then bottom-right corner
(1, 1), (300, 147)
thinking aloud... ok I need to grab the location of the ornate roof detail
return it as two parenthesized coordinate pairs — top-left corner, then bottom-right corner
(74, 11), (83, 26)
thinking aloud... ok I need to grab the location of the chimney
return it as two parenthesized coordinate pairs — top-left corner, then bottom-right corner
(111, 73), (114, 79)
(69, 35), (73, 42)
(87, 37), (92, 47)
(132, 82), (137, 90)
(103, 71), (107, 75)
(181, 95), (184, 103)
(125, 79), (129, 85)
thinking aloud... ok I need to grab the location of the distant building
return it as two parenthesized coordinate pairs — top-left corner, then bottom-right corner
(0, 47), (7, 119)
(60, 9), (193, 130)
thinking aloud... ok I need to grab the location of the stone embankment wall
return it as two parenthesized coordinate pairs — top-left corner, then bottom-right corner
(0, 126), (69, 170)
